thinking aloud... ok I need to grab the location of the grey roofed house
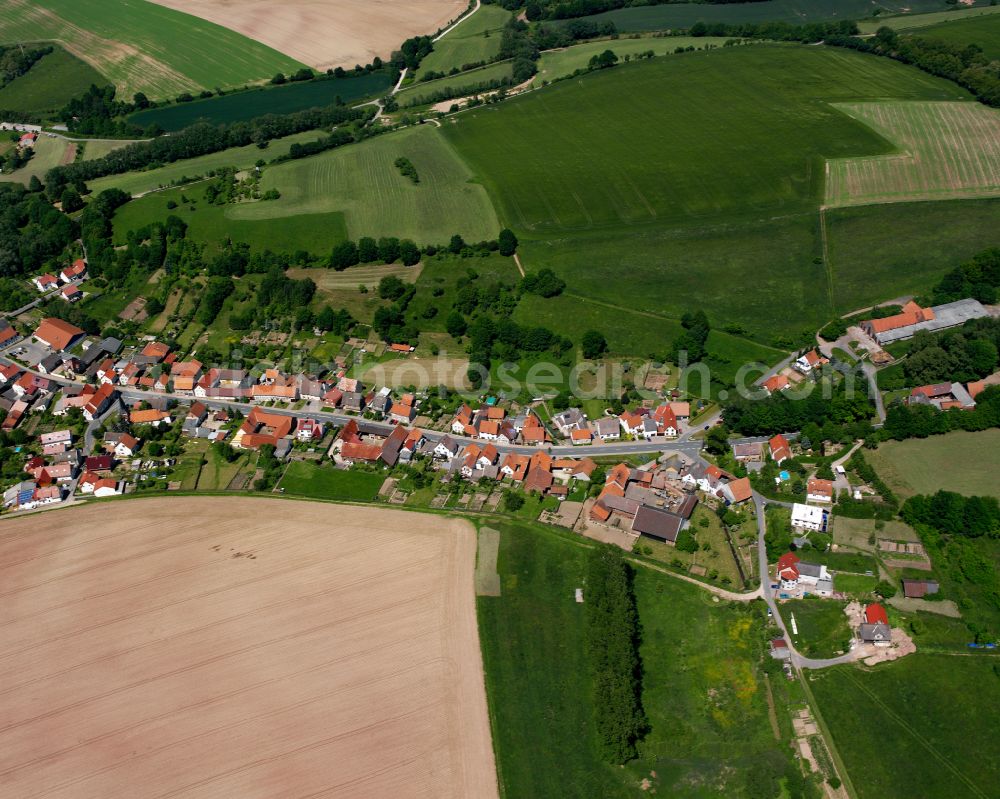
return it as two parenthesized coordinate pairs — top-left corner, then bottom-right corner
(594, 417), (620, 437)
(859, 622), (891, 644)
(274, 439), (292, 459)
(814, 576), (833, 596)
(875, 298), (989, 344)
(38, 353), (62, 374)
(631, 505), (684, 543)
(50, 448), (81, 465)
(624, 482), (656, 505)
(733, 441), (763, 460)
(82, 335), (122, 363)
(552, 407), (584, 432)
(673, 494), (698, 519)
(601, 493), (641, 518)
(342, 391), (365, 412)
(797, 561), (824, 579)
(901, 578), (940, 598)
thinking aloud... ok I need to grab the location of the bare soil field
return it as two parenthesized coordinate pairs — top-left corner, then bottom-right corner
(149, 0), (469, 72)
(0, 497), (497, 799)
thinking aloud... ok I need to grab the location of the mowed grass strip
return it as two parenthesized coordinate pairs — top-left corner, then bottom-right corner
(902, 10), (1000, 61)
(810, 656), (1000, 799)
(0, 45), (104, 115)
(89, 129), (333, 196)
(825, 101), (1000, 207)
(398, 60), (514, 107)
(0, 0), (307, 99)
(864, 429), (1000, 499)
(227, 124), (501, 244)
(444, 45), (964, 234)
(414, 4), (511, 79)
(277, 461), (384, 501)
(0, 134), (73, 186)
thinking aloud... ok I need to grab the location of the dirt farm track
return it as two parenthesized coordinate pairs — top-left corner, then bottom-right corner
(0, 498), (497, 799)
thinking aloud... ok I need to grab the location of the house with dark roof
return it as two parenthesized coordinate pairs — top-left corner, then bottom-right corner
(631, 505), (684, 544)
(901, 578), (939, 599)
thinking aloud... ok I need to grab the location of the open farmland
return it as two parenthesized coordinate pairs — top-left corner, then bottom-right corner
(810, 656), (1000, 799)
(441, 45), (967, 341)
(865, 429), (1000, 499)
(0, 0), (307, 100)
(129, 72), (393, 132)
(890, 8), (1000, 60)
(415, 4), (512, 79)
(90, 129), (334, 196)
(567, 0), (952, 33)
(0, 45), (104, 116)
(532, 36), (731, 86)
(444, 46), (964, 232)
(859, 4), (1000, 34)
(0, 498), (497, 799)
(79, 138), (140, 162)
(227, 124), (500, 245)
(479, 520), (791, 798)
(825, 102), (1000, 207)
(148, 0), (469, 72)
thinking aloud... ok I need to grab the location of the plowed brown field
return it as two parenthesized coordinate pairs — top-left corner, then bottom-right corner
(0, 497), (496, 799)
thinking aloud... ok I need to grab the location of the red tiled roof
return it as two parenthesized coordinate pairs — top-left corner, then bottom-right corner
(34, 317), (83, 350)
(864, 603), (889, 626)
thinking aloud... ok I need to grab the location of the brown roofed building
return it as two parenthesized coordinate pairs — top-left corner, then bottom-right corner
(34, 317), (84, 351)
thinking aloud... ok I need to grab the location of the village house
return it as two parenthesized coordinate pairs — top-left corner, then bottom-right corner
(769, 434), (792, 465)
(858, 603), (892, 647)
(83, 383), (119, 422)
(296, 418), (324, 442)
(433, 435), (460, 461)
(233, 407), (295, 450)
(0, 321), (21, 348)
(722, 476), (753, 505)
(651, 403), (680, 436)
(107, 433), (139, 459)
(60, 259), (88, 283)
(39, 429), (72, 451)
(908, 382), (977, 411)
(33, 317), (84, 352)
(388, 394), (417, 424)
(795, 350), (829, 374)
(593, 416), (620, 441)
(552, 407), (585, 435)
(776, 551), (831, 591)
(806, 478), (834, 504)
(60, 285), (82, 303)
(33, 274), (59, 292)
(791, 502), (829, 533)
(733, 441), (763, 462)
(762, 374), (790, 395)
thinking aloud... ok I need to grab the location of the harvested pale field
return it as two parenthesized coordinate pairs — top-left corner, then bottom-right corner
(362, 354), (472, 390)
(825, 101), (1000, 207)
(0, 497), (497, 799)
(288, 263), (423, 294)
(149, 0), (469, 72)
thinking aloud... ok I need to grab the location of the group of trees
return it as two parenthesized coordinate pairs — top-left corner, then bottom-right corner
(330, 236), (421, 270)
(929, 247), (1000, 306)
(521, 267), (565, 297)
(895, 319), (1000, 388)
(0, 182), (78, 279)
(902, 490), (1000, 539)
(584, 544), (646, 763)
(672, 310), (710, 364)
(723, 383), (875, 437)
(394, 156), (419, 183)
(688, 19), (858, 42)
(44, 104), (371, 196)
(0, 43), (50, 89)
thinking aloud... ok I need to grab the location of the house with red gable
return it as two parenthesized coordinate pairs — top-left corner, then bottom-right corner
(651, 404), (680, 436)
(769, 434), (792, 465)
(795, 349), (829, 374)
(776, 552), (800, 589)
(859, 603), (892, 647)
(60, 259), (88, 283)
(762, 374), (790, 395)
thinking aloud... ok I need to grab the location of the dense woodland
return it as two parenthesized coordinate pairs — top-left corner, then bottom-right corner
(0, 44), (51, 90)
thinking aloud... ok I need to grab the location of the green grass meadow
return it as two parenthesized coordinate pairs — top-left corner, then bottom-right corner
(226, 124), (501, 245)
(0, 0), (307, 99)
(532, 36), (731, 85)
(865, 429), (1000, 499)
(781, 599), (853, 658)
(479, 521), (792, 798)
(0, 45), (105, 115)
(112, 183), (348, 254)
(810, 656), (1000, 799)
(414, 4), (512, 79)
(277, 461), (383, 501)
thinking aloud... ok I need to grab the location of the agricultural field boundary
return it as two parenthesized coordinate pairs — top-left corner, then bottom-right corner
(825, 101), (1000, 208)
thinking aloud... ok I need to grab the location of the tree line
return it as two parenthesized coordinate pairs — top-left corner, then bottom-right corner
(882, 317), (1000, 391)
(43, 103), (371, 197)
(883, 385), (1000, 440)
(585, 544), (646, 764)
(722, 381), (875, 437)
(902, 490), (1000, 540)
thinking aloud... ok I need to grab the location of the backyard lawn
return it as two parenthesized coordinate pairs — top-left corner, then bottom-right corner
(780, 599), (853, 658)
(277, 461), (383, 501)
